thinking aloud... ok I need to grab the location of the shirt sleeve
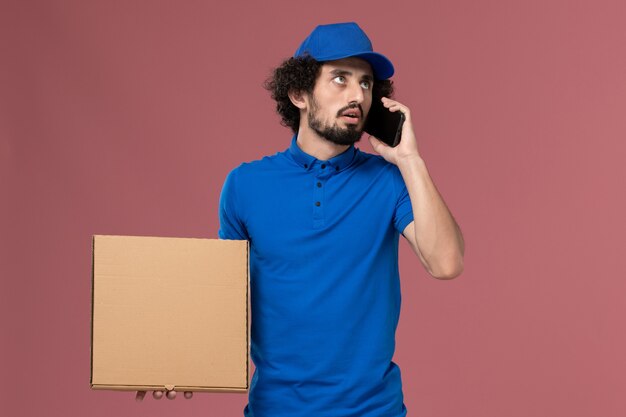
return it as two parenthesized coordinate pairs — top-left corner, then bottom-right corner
(391, 164), (414, 234)
(218, 167), (249, 240)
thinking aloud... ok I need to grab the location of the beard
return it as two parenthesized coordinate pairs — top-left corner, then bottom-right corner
(307, 96), (364, 146)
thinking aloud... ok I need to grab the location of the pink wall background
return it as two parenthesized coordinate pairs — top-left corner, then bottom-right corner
(2, 0), (625, 416)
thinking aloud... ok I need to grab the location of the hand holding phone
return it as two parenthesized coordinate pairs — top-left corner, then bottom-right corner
(363, 97), (405, 147)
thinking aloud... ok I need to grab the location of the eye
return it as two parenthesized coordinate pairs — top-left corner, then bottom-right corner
(360, 80), (371, 90)
(333, 75), (346, 84)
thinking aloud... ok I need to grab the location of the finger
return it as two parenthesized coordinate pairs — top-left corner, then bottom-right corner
(184, 391), (193, 399)
(135, 391), (146, 402)
(166, 390), (177, 400)
(153, 390), (164, 400)
(368, 136), (393, 159)
(380, 98), (410, 118)
(386, 103), (405, 114)
(381, 97), (394, 108)
(368, 135), (390, 153)
(381, 97), (400, 107)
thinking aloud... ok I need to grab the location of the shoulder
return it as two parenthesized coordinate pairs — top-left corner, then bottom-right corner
(224, 149), (288, 183)
(230, 149), (283, 171)
(354, 148), (405, 192)
(354, 148), (401, 175)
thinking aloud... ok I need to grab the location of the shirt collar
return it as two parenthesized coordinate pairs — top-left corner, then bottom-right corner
(288, 134), (358, 172)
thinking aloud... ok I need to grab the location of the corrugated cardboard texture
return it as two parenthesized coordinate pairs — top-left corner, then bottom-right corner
(91, 235), (249, 392)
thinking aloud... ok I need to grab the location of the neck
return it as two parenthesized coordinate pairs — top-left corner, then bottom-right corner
(295, 125), (351, 161)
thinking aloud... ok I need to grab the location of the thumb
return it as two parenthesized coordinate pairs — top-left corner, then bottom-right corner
(368, 135), (390, 155)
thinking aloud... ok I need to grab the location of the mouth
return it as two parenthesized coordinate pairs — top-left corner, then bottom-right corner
(339, 109), (362, 124)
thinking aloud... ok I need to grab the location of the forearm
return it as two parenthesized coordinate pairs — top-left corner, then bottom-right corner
(397, 156), (465, 278)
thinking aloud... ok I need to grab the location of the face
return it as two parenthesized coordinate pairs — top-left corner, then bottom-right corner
(304, 57), (374, 146)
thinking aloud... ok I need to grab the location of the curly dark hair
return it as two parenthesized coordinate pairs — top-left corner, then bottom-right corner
(263, 55), (394, 133)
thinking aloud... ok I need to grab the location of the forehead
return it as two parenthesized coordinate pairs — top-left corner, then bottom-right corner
(320, 57), (373, 78)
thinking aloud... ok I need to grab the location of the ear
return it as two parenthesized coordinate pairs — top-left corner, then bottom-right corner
(288, 89), (308, 110)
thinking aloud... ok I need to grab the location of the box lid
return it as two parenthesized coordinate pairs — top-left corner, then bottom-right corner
(90, 235), (249, 392)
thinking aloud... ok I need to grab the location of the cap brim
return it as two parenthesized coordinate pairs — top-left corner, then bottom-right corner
(352, 52), (394, 80)
(313, 51), (395, 80)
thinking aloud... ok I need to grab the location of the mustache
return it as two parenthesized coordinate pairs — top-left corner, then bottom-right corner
(336, 102), (363, 117)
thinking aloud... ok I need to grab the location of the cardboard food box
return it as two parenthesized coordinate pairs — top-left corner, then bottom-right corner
(90, 235), (249, 392)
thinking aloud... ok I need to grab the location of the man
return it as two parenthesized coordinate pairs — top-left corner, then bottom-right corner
(138, 22), (465, 416)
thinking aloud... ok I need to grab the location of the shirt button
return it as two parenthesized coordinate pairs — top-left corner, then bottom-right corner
(304, 164), (308, 168)
(321, 164), (326, 169)
(315, 201), (321, 206)
(335, 166), (339, 171)
(317, 182), (322, 187)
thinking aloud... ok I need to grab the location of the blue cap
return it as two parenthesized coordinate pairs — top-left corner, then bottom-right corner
(294, 22), (394, 80)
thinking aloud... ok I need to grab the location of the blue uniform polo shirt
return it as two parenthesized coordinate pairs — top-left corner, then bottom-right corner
(218, 134), (414, 417)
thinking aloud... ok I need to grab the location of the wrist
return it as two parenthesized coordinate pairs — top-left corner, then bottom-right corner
(396, 154), (424, 169)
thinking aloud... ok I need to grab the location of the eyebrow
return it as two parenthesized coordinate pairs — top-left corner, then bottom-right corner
(329, 69), (374, 82)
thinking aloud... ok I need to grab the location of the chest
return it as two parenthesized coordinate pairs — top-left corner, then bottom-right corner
(241, 167), (397, 264)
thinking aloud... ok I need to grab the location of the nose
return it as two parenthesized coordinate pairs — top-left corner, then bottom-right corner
(346, 79), (365, 104)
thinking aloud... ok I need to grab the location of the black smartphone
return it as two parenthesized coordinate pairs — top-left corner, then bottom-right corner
(363, 98), (405, 147)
